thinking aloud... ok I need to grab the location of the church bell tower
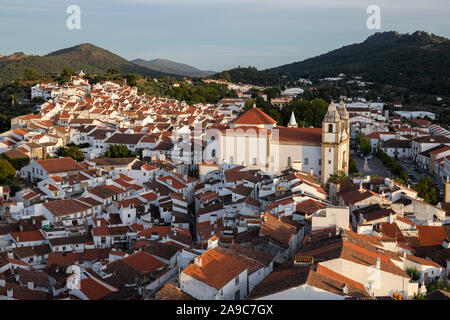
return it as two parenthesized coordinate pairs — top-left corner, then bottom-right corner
(321, 100), (350, 183)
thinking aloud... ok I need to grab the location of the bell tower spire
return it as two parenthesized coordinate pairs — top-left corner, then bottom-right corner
(287, 111), (298, 128)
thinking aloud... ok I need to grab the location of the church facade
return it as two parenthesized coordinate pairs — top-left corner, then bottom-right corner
(214, 101), (350, 183)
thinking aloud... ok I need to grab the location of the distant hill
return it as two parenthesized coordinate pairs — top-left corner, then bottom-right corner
(268, 31), (450, 94)
(0, 43), (175, 86)
(132, 58), (215, 77)
(214, 31), (450, 95)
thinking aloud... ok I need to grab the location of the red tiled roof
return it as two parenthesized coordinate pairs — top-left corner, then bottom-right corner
(43, 199), (91, 217)
(137, 226), (170, 239)
(183, 248), (248, 290)
(277, 127), (322, 144)
(316, 264), (366, 291)
(120, 251), (166, 274)
(158, 176), (187, 190)
(417, 226), (447, 247)
(79, 277), (116, 300)
(36, 157), (85, 174)
(10, 230), (45, 242)
(139, 192), (157, 202)
(232, 107), (277, 125)
(118, 198), (144, 208)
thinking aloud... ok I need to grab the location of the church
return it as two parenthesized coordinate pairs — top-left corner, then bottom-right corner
(213, 101), (350, 183)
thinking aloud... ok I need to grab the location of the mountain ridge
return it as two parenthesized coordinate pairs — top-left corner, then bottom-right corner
(132, 58), (215, 77)
(214, 30), (450, 95)
(0, 43), (176, 85)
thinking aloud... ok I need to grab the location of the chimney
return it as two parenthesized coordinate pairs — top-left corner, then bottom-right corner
(359, 181), (363, 192)
(7, 252), (14, 259)
(328, 231), (332, 238)
(7, 288), (13, 298)
(343, 285), (349, 295)
(27, 281), (34, 290)
(96, 220), (101, 227)
(194, 255), (202, 267)
(376, 257), (381, 269)
(0, 276), (5, 287)
(310, 168), (314, 176)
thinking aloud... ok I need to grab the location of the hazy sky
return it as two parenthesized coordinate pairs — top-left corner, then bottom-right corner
(0, 0), (449, 71)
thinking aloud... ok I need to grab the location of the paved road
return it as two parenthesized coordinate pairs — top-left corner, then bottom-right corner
(394, 160), (421, 183)
(397, 159), (445, 193)
(352, 153), (391, 178)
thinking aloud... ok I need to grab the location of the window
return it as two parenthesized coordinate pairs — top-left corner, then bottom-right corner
(211, 149), (216, 158)
(253, 157), (257, 165)
(304, 158), (308, 165)
(229, 156), (234, 163)
(235, 276), (239, 286)
(287, 157), (292, 167)
(235, 290), (240, 300)
(328, 160), (331, 164)
(319, 159), (322, 165)
(328, 124), (333, 133)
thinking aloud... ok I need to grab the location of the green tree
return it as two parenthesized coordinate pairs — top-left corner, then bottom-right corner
(244, 99), (255, 111)
(358, 136), (371, 154)
(348, 156), (359, 176)
(406, 266), (420, 281)
(107, 68), (121, 75)
(413, 176), (440, 205)
(0, 159), (16, 184)
(426, 280), (450, 294)
(126, 74), (141, 87)
(59, 67), (76, 83)
(412, 292), (427, 300)
(105, 145), (132, 158)
(262, 87), (281, 100)
(0, 154), (30, 170)
(23, 68), (40, 81)
(56, 146), (85, 162)
(62, 67), (75, 77)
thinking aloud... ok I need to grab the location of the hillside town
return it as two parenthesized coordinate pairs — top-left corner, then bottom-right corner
(0, 72), (449, 301)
